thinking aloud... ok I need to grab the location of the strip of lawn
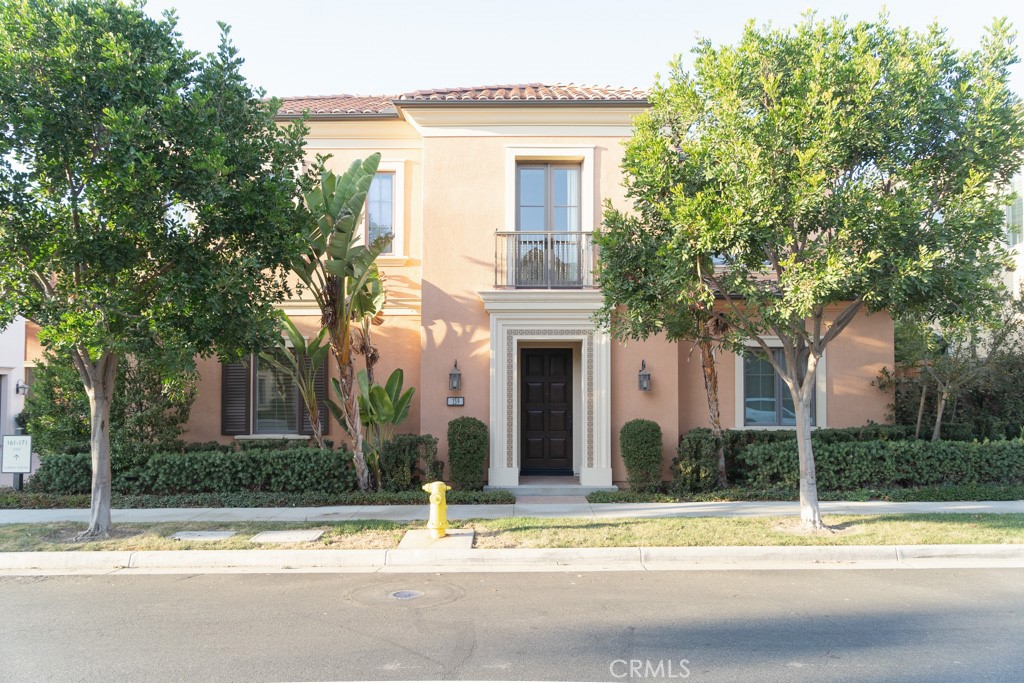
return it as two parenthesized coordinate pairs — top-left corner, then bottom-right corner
(1, 514), (1022, 552)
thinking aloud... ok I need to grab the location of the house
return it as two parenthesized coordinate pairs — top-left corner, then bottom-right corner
(1004, 170), (1023, 297)
(20, 84), (896, 490)
(0, 316), (30, 487)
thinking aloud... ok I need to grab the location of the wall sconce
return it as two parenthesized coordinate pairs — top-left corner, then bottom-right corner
(449, 360), (462, 391)
(638, 360), (651, 392)
(15, 379), (29, 396)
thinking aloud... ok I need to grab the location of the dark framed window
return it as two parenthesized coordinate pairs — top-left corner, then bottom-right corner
(743, 349), (816, 427)
(366, 172), (394, 254)
(221, 354), (327, 437)
(516, 163), (580, 231)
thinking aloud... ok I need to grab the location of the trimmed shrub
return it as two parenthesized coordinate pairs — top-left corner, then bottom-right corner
(620, 419), (663, 493)
(738, 439), (1024, 490)
(673, 430), (720, 494)
(447, 417), (488, 490)
(0, 489), (517, 509)
(673, 424), (918, 489)
(378, 434), (441, 492)
(28, 447), (357, 496)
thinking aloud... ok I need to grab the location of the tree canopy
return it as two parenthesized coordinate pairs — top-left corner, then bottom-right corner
(613, 12), (1024, 526)
(0, 0), (311, 535)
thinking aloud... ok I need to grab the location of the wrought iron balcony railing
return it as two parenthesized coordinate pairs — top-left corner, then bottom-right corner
(495, 231), (595, 289)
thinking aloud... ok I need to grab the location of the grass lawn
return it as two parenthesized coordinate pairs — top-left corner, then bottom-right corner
(468, 514), (1024, 548)
(0, 520), (409, 552)
(1, 514), (1023, 552)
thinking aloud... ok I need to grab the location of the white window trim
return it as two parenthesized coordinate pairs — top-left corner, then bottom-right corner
(505, 146), (595, 233)
(733, 338), (827, 429)
(370, 159), (407, 265)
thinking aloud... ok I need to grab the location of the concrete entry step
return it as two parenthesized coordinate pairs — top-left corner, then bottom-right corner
(486, 485), (618, 498)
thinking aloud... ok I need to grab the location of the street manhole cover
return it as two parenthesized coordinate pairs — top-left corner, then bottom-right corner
(347, 582), (464, 609)
(389, 590), (424, 600)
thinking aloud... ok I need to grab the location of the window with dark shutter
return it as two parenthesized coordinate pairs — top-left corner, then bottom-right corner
(221, 359), (251, 435)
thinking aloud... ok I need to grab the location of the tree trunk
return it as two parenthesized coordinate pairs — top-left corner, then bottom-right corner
(914, 382), (927, 440)
(698, 338), (727, 488)
(932, 389), (948, 442)
(794, 387), (823, 529)
(81, 352), (118, 539)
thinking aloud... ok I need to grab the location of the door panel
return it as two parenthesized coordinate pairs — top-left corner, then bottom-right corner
(520, 348), (574, 475)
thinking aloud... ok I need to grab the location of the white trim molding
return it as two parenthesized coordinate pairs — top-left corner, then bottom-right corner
(480, 290), (612, 487)
(504, 145), (596, 233)
(733, 338), (828, 429)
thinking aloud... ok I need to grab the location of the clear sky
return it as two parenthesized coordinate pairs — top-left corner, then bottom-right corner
(142, 0), (1024, 98)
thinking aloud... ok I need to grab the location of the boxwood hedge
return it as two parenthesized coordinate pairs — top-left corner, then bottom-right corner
(27, 447), (357, 496)
(738, 439), (1024, 490)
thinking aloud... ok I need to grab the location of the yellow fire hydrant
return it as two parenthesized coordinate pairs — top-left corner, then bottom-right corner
(422, 481), (452, 539)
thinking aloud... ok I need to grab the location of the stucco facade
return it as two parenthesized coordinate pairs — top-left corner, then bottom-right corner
(21, 85), (896, 489)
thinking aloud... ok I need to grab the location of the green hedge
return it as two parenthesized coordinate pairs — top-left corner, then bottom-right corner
(447, 417), (488, 490)
(739, 439), (1024, 490)
(620, 419), (663, 492)
(0, 489), (516, 509)
(378, 434), (441, 492)
(28, 447), (357, 496)
(674, 424), (917, 491)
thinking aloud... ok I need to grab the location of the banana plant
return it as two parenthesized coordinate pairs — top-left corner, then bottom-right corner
(291, 154), (393, 491)
(352, 368), (415, 490)
(259, 312), (331, 449)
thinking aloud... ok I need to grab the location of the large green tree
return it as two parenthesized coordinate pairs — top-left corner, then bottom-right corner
(622, 13), (1024, 527)
(0, 0), (310, 537)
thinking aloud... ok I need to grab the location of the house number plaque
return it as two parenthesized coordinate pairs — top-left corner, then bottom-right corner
(446, 397), (465, 407)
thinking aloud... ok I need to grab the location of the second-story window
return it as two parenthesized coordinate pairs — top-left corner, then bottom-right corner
(366, 172), (394, 254)
(516, 163), (580, 231)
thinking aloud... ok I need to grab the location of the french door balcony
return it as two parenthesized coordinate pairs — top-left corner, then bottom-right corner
(495, 231), (595, 289)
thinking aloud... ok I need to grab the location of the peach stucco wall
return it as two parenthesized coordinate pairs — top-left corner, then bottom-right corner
(168, 112), (896, 484)
(417, 134), (635, 470)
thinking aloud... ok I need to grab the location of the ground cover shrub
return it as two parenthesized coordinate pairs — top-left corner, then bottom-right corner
(378, 434), (441, 491)
(28, 447), (357, 496)
(620, 419), (663, 492)
(0, 489), (516, 509)
(586, 483), (1024, 504)
(447, 417), (488, 490)
(739, 439), (1024, 490)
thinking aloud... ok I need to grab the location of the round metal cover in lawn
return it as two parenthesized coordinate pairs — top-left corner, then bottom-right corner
(389, 590), (424, 600)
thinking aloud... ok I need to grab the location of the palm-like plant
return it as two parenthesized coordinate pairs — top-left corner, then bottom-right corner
(291, 154), (392, 490)
(349, 368), (415, 490)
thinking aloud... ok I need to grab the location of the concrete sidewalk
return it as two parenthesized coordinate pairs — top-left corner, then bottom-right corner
(1, 499), (1022, 524)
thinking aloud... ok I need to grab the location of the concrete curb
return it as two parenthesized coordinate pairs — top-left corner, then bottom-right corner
(1, 544), (1022, 574)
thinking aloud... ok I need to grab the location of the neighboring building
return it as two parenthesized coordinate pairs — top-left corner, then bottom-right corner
(23, 84), (896, 490)
(0, 316), (29, 487)
(1005, 170), (1023, 297)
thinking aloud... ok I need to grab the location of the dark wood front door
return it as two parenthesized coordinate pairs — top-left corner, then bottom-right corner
(520, 348), (573, 475)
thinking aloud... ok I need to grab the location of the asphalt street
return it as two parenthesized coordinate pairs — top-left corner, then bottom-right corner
(0, 569), (1021, 682)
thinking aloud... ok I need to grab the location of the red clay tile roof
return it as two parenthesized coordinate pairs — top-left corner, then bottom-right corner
(276, 83), (647, 117)
(275, 94), (396, 116)
(397, 83), (647, 103)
